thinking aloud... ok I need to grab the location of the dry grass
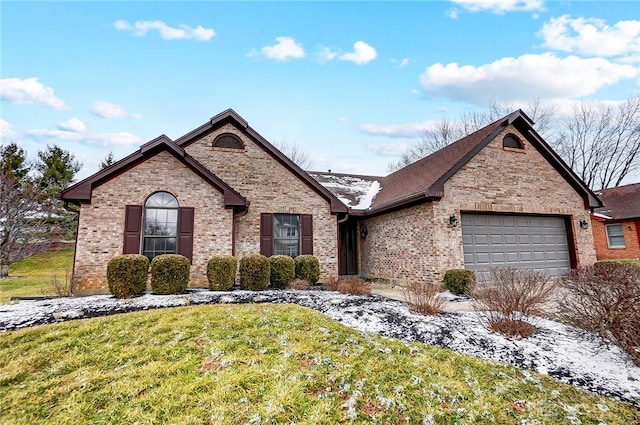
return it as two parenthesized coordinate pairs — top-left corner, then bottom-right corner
(336, 279), (371, 295)
(287, 278), (309, 290)
(403, 281), (445, 315)
(473, 267), (558, 338)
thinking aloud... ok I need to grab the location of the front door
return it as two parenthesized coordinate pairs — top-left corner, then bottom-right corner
(339, 221), (358, 275)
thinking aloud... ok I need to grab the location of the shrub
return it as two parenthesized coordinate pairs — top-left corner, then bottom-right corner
(269, 255), (295, 289)
(443, 269), (476, 295)
(295, 255), (320, 285)
(239, 253), (270, 291)
(403, 281), (445, 315)
(472, 267), (557, 338)
(150, 254), (190, 295)
(337, 279), (371, 296)
(560, 262), (640, 365)
(325, 276), (340, 291)
(207, 255), (237, 291)
(288, 278), (309, 291)
(107, 254), (149, 298)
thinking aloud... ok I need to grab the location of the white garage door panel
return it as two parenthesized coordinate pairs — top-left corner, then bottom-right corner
(461, 214), (571, 277)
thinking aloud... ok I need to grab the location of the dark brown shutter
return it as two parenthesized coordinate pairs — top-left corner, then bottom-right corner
(123, 205), (143, 254)
(177, 207), (194, 262)
(260, 213), (273, 256)
(301, 214), (313, 255)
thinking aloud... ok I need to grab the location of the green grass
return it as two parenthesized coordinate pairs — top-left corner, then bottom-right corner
(0, 248), (74, 304)
(1, 304), (637, 424)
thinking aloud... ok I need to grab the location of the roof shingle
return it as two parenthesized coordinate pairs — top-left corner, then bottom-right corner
(594, 183), (640, 220)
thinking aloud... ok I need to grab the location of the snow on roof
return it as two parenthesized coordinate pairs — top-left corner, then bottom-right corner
(309, 172), (382, 210)
(591, 212), (613, 220)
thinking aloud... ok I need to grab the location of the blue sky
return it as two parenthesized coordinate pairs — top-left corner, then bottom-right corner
(1, 1), (639, 180)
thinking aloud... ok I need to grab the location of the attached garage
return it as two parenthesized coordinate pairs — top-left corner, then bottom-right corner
(461, 213), (572, 277)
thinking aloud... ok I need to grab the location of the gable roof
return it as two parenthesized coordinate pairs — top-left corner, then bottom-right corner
(59, 135), (248, 209)
(355, 110), (601, 215)
(175, 109), (348, 214)
(593, 183), (640, 221)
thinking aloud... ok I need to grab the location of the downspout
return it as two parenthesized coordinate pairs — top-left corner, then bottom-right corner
(63, 201), (80, 295)
(232, 208), (249, 257)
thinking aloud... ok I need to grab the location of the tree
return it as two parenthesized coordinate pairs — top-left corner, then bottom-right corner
(274, 139), (314, 170)
(552, 97), (640, 189)
(100, 152), (115, 170)
(0, 173), (52, 277)
(36, 145), (82, 195)
(35, 145), (82, 240)
(0, 143), (30, 181)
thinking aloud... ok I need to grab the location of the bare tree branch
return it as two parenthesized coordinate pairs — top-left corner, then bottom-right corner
(273, 139), (314, 170)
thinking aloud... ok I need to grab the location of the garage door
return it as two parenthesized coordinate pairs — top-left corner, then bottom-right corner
(461, 214), (571, 277)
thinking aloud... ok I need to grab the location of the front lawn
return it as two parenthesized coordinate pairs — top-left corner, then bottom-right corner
(0, 248), (74, 304)
(1, 304), (636, 424)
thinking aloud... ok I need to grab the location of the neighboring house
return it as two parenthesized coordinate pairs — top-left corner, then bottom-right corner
(591, 183), (640, 260)
(61, 109), (600, 294)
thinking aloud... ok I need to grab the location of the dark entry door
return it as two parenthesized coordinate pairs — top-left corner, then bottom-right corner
(339, 221), (358, 275)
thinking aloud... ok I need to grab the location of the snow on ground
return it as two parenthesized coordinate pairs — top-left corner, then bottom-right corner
(1, 289), (639, 407)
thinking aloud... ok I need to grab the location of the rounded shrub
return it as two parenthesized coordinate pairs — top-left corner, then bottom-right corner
(239, 253), (270, 291)
(269, 255), (295, 289)
(443, 269), (476, 295)
(106, 254), (149, 298)
(150, 254), (190, 295)
(207, 255), (237, 291)
(295, 255), (320, 285)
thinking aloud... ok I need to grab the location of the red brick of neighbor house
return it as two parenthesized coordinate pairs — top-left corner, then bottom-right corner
(591, 183), (640, 260)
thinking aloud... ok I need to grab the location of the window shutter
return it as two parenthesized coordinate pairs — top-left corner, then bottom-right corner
(260, 213), (273, 256)
(177, 207), (195, 261)
(301, 214), (313, 255)
(123, 205), (142, 254)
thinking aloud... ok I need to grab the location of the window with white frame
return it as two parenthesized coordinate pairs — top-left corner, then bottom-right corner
(605, 224), (625, 248)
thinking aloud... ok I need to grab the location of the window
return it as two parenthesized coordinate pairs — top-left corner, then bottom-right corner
(260, 213), (313, 257)
(213, 133), (244, 150)
(503, 134), (524, 149)
(143, 192), (179, 260)
(274, 214), (300, 256)
(606, 224), (625, 248)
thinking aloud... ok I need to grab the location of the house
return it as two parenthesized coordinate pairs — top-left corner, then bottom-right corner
(60, 109), (600, 294)
(591, 183), (640, 260)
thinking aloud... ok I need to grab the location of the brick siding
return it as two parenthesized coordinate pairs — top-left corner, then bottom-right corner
(591, 218), (640, 260)
(359, 125), (597, 284)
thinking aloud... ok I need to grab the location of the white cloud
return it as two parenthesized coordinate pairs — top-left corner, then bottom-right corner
(0, 77), (66, 110)
(255, 37), (306, 61)
(114, 20), (215, 41)
(450, 0), (544, 14)
(58, 117), (86, 133)
(0, 119), (16, 141)
(91, 101), (141, 119)
(316, 46), (338, 63)
(26, 128), (142, 147)
(391, 58), (410, 68)
(367, 141), (411, 157)
(420, 53), (638, 104)
(359, 121), (435, 138)
(539, 15), (640, 57)
(339, 41), (377, 65)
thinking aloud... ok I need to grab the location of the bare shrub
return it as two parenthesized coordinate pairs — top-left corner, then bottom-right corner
(288, 278), (309, 291)
(337, 279), (371, 296)
(560, 262), (640, 366)
(324, 276), (339, 291)
(50, 267), (73, 297)
(473, 267), (557, 338)
(403, 281), (445, 315)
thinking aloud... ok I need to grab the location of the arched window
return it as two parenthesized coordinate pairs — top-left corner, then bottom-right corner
(213, 133), (244, 150)
(503, 134), (524, 149)
(143, 191), (178, 260)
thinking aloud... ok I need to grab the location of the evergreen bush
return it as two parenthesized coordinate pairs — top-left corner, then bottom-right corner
(150, 254), (190, 294)
(239, 253), (270, 290)
(269, 255), (295, 288)
(106, 254), (149, 298)
(207, 255), (237, 291)
(295, 255), (320, 285)
(443, 269), (476, 295)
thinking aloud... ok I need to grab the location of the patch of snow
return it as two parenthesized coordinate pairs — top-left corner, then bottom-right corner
(591, 212), (612, 220)
(311, 173), (381, 210)
(1, 289), (639, 407)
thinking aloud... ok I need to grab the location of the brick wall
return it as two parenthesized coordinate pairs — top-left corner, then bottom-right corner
(184, 123), (339, 278)
(359, 125), (597, 284)
(591, 218), (640, 259)
(73, 151), (233, 294)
